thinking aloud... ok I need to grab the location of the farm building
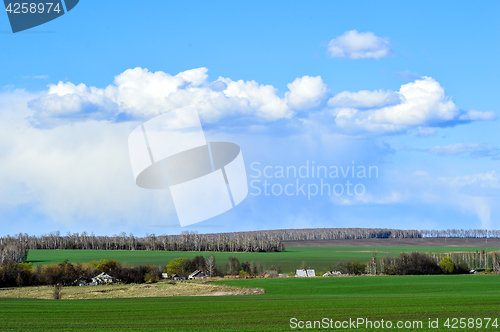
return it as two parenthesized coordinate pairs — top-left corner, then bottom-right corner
(188, 270), (208, 280)
(161, 273), (169, 279)
(260, 270), (279, 278)
(92, 272), (114, 285)
(295, 269), (316, 277)
(74, 278), (93, 286)
(322, 271), (342, 277)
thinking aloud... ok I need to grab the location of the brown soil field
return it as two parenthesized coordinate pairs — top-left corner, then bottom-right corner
(284, 237), (500, 247)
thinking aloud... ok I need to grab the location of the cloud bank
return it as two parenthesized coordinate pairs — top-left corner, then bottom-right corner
(27, 68), (495, 137)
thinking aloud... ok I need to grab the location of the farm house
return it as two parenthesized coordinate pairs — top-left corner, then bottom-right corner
(188, 270), (208, 280)
(92, 272), (114, 285)
(295, 269), (316, 277)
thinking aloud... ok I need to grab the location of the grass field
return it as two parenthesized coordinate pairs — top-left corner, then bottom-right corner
(0, 280), (264, 300)
(1, 275), (499, 331)
(27, 245), (499, 273)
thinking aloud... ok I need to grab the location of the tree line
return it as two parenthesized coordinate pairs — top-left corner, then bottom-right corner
(340, 250), (500, 276)
(420, 229), (500, 238)
(2, 228), (500, 265)
(0, 259), (163, 288)
(0, 255), (272, 288)
(0, 230), (285, 263)
(163, 255), (270, 278)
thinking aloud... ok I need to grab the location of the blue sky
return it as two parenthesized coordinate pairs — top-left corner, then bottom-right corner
(0, 1), (499, 236)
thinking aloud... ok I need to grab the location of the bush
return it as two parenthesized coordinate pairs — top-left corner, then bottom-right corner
(439, 257), (455, 274)
(335, 260), (366, 275)
(383, 265), (396, 275)
(455, 262), (470, 274)
(397, 253), (441, 275)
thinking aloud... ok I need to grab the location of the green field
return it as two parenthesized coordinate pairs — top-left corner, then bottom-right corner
(1, 275), (499, 331)
(27, 246), (499, 273)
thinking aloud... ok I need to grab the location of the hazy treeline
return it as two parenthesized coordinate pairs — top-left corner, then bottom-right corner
(420, 229), (500, 238)
(2, 228), (500, 265)
(270, 228), (500, 240)
(246, 228), (423, 240)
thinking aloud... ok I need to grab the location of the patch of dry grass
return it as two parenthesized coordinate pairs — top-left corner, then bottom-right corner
(0, 280), (265, 300)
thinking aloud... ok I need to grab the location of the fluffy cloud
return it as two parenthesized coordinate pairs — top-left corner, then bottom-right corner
(285, 76), (329, 110)
(26, 68), (496, 137)
(327, 30), (392, 59)
(28, 67), (297, 127)
(326, 77), (495, 135)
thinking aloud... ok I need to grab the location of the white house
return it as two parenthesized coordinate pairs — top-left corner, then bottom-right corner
(295, 269), (316, 277)
(188, 270), (208, 280)
(92, 272), (114, 285)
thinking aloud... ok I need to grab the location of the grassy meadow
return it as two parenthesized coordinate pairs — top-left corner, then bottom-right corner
(27, 245), (500, 273)
(1, 275), (499, 331)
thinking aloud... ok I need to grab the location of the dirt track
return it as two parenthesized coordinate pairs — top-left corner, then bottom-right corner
(284, 238), (500, 247)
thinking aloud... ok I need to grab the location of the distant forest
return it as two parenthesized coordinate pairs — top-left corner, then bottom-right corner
(2, 228), (500, 264)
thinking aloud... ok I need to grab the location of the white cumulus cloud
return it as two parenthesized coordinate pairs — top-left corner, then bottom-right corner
(28, 67), (300, 127)
(327, 30), (392, 59)
(324, 77), (494, 135)
(285, 75), (329, 110)
(25, 68), (497, 137)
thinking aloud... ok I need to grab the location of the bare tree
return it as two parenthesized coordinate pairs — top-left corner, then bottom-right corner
(206, 254), (216, 277)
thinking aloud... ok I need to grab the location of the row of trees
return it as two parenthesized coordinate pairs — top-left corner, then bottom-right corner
(0, 259), (162, 288)
(0, 242), (27, 264)
(241, 228), (423, 240)
(420, 229), (500, 238)
(351, 251), (500, 276)
(3, 228), (500, 259)
(0, 231), (284, 253)
(0, 255), (274, 288)
(164, 255), (270, 278)
(334, 253), (469, 276)
(428, 251), (500, 271)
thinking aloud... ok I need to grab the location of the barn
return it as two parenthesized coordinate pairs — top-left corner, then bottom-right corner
(188, 270), (208, 280)
(92, 272), (114, 285)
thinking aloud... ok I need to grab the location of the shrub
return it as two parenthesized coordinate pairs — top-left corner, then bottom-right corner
(397, 252), (441, 275)
(439, 257), (455, 274)
(335, 260), (366, 275)
(455, 262), (470, 274)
